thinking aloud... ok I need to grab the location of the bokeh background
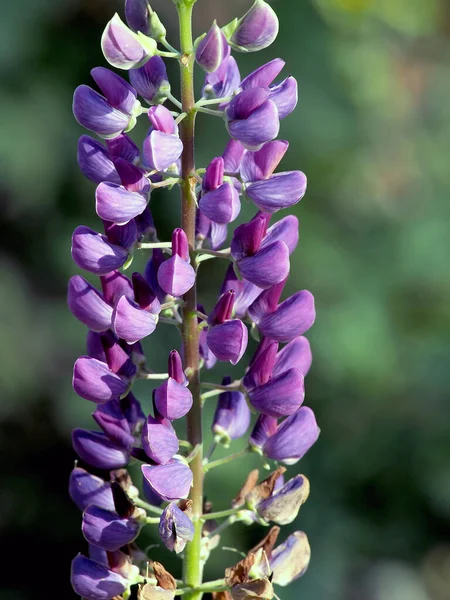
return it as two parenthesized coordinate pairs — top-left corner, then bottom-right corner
(1, 0), (450, 598)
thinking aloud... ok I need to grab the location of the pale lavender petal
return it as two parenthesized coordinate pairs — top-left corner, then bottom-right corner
(240, 139), (288, 182)
(270, 531), (311, 586)
(230, 0), (279, 52)
(206, 320), (248, 365)
(101, 14), (153, 70)
(245, 171), (307, 213)
(269, 76), (298, 119)
(73, 356), (129, 403)
(143, 130), (183, 171)
(199, 183), (241, 224)
(228, 99), (279, 151)
(112, 295), (158, 343)
(72, 226), (129, 275)
(241, 58), (285, 90)
(68, 275), (113, 332)
(154, 378), (193, 420)
(142, 460), (193, 501)
(96, 182), (147, 226)
(142, 415), (179, 464)
(73, 86), (129, 139)
(238, 241), (289, 289)
(157, 255), (196, 297)
(273, 336), (312, 378)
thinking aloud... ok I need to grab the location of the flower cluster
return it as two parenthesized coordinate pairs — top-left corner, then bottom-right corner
(69, 1), (320, 599)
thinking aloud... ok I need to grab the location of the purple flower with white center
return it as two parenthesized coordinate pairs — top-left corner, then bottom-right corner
(142, 105), (183, 172)
(262, 407), (320, 464)
(195, 22), (229, 73)
(159, 501), (195, 553)
(154, 350), (193, 420)
(112, 272), (161, 343)
(227, 0), (279, 53)
(270, 531), (311, 586)
(69, 467), (115, 512)
(241, 140), (306, 213)
(212, 376), (251, 444)
(198, 156), (240, 224)
(73, 67), (141, 139)
(101, 13), (157, 70)
(129, 55), (171, 104)
(157, 228), (195, 297)
(142, 459), (193, 501)
(206, 290), (248, 365)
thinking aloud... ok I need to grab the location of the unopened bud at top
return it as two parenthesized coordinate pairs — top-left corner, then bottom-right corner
(195, 22), (229, 73)
(101, 13), (157, 70)
(227, 0), (279, 53)
(125, 0), (166, 40)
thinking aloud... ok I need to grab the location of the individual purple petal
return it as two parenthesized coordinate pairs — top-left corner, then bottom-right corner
(113, 159), (149, 194)
(248, 278), (286, 322)
(199, 183), (241, 224)
(72, 226), (129, 275)
(241, 58), (285, 90)
(101, 13), (156, 70)
(159, 502), (194, 553)
(142, 414), (179, 464)
(154, 378), (193, 420)
(248, 368), (304, 417)
(68, 276), (113, 332)
(69, 467), (115, 512)
(73, 356), (130, 403)
(71, 554), (128, 600)
(77, 136), (121, 185)
(91, 67), (138, 114)
(269, 76), (298, 119)
(125, 0), (152, 35)
(157, 255), (195, 297)
(230, 0), (279, 52)
(249, 414), (278, 450)
(263, 407), (320, 464)
(142, 460), (193, 501)
(121, 392), (146, 434)
(220, 264), (262, 318)
(238, 241), (289, 289)
(112, 296), (158, 343)
(212, 376), (251, 442)
(227, 87), (269, 120)
(87, 331), (107, 362)
(100, 271), (134, 307)
(245, 171), (307, 213)
(243, 340), (278, 390)
(72, 429), (130, 470)
(240, 139), (288, 182)
(143, 478), (164, 506)
(106, 134), (140, 164)
(144, 248), (167, 302)
(273, 336), (312, 378)
(203, 55), (241, 101)
(129, 55), (170, 104)
(207, 319), (248, 365)
(231, 213), (270, 259)
(168, 349), (186, 384)
(104, 219), (138, 251)
(100, 330), (137, 379)
(93, 400), (135, 448)
(148, 104), (177, 133)
(227, 99), (280, 151)
(262, 215), (299, 254)
(257, 290), (315, 342)
(222, 139), (246, 173)
(270, 531), (311, 586)
(95, 182), (147, 226)
(208, 289), (235, 325)
(73, 86), (130, 139)
(82, 506), (141, 551)
(195, 22), (229, 73)
(203, 156), (224, 191)
(143, 130), (183, 171)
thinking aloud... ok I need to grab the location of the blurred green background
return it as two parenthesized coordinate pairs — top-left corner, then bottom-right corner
(1, 0), (450, 598)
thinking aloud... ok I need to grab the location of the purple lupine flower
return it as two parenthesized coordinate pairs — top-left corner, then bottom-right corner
(220, 263), (262, 318)
(202, 55), (241, 102)
(231, 212), (290, 288)
(154, 350), (193, 420)
(82, 504), (142, 551)
(195, 22), (229, 73)
(69, 467), (115, 512)
(262, 406), (320, 464)
(71, 554), (129, 600)
(68, 275), (114, 332)
(112, 272), (160, 343)
(129, 55), (170, 104)
(159, 501), (195, 553)
(73, 68), (140, 139)
(206, 290), (248, 364)
(198, 156), (240, 224)
(142, 105), (183, 171)
(157, 228), (195, 297)
(77, 135), (122, 185)
(95, 181), (148, 226)
(240, 140), (306, 213)
(101, 13), (157, 70)
(72, 429), (130, 470)
(142, 410), (179, 464)
(249, 413), (278, 450)
(71, 226), (131, 275)
(228, 0), (279, 53)
(92, 399), (136, 448)
(270, 531), (311, 586)
(272, 335), (312, 378)
(142, 459), (193, 501)
(212, 376), (251, 444)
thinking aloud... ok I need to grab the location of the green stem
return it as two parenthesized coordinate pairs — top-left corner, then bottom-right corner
(202, 507), (241, 521)
(195, 96), (235, 106)
(195, 248), (231, 258)
(177, 2), (203, 599)
(137, 241), (172, 250)
(133, 497), (163, 515)
(138, 372), (169, 380)
(195, 106), (224, 117)
(174, 580), (229, 596)
(200, 389), (223, 402)
(201, 380), (241, 391)
(203, 447), (250, 472)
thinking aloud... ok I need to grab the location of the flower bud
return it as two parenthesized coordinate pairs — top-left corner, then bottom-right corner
(142, 459), (193, 501)
(228, 0), (279, 53)
(196, 22), (229, 73)
(212, 376), (251, 444)
(71, 554), (128, 600)
(125, 0), (166, 41)
(129, 56), (170, 105)
(157, 229), (195, 297)
(159, 501), (194, 553)
(101, 13), (157, 70)
(270, 531), (311, 585)
(207, 319), (248, 365)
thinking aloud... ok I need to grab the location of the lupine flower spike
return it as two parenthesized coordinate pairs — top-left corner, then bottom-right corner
(69, 1), (319, 598)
